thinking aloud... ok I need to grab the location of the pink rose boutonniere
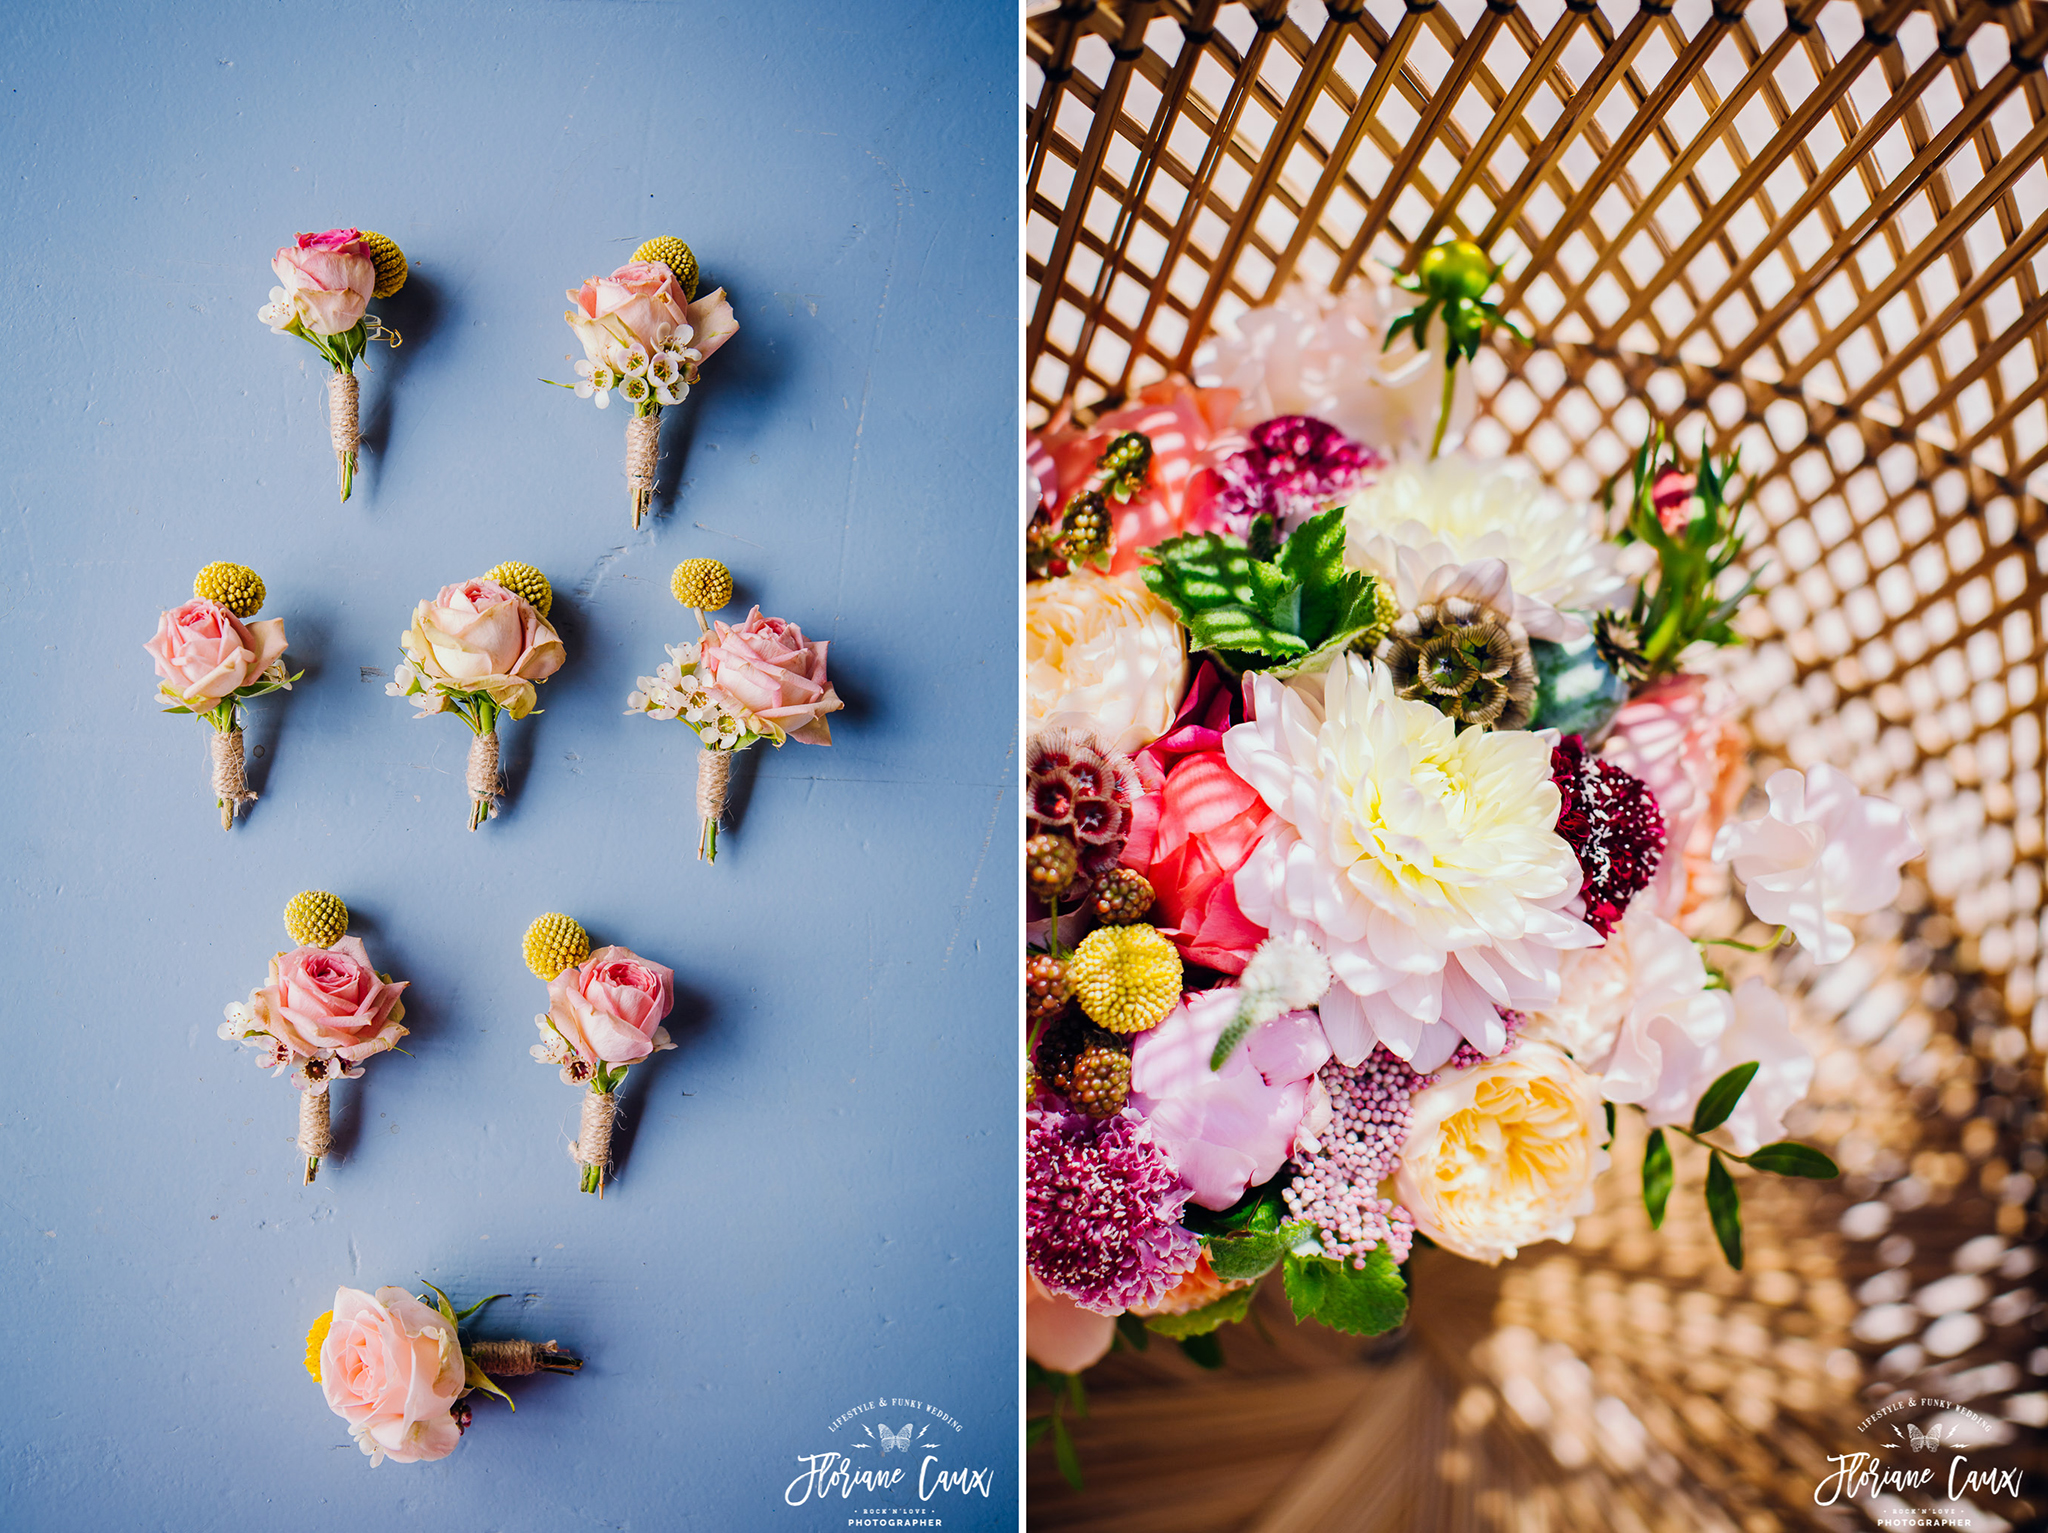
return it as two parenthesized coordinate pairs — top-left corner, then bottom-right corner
(256, 227), (407, 501)
(218, 892), (407, 1183)
(627, 559), (844, 862)
(521, 914), (677, 1196)
(548, 236), (738, 526)
(306, 1285), (580, 1467)
(386, 562), (566, 829)
(146, 562), (298, 831)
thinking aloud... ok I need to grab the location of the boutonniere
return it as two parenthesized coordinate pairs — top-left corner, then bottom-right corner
(521, 914), (676, 1196)
(257, 228), (406, 501)
(306, 1285), (580, 1466)
(146, 562), (300, 831)
(217, 893), (407, 1184)
(548, 238), (738, 526)
(626, 560), (844, 861)
(386, 563), (564, 829)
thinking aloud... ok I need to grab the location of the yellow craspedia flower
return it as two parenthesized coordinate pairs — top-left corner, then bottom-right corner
(670, 558), (733, 611)
(284, 891), (348, 949)
(523, 913), (591, 981)
(358, 230), (408, 299)
(483, 561), (553, 619)
(304, 1310), (334, 1380)
(632, 236), (699, 300)
(1069, 924), (1182, 1034)
(193, 562), (265, 617)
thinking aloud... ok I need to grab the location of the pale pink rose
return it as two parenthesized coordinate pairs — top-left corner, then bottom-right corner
(685, 288), (739, 362)
(319, 1286), (466, 1466)
(251, 936), (408, 1068)
(699, 607), (844, 745)
(1026, 1273), (1116, 1372)
(1601, 672), (1746, 921)
(1127, 988), (1331, 1210)
(1650, 468), (1698, 534)
(545, 945), (677, 1067)
(565, 260), (690, 361)
(400, 579), (565, 720)
(145, 599), (288, 713)
(272, 229), (375, 336)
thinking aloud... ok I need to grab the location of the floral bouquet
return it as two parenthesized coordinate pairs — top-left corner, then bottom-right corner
(387, 563), (565, 829)
(626, 559), (843, 861)
(257, 228), (406, 501)
(550, 238), (738, 526)
(147, 562), (299, 831)
(218, 892), (407, 1184)
(306, 1284), (580, 1466)
(521, 914), (676, 1196)
(1022, 247), (1921, 1418)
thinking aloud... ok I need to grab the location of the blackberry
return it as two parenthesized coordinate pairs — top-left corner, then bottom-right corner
(1090, 867), (1154, 925)
(1026, 950), (1071, 1027)
(1097, 431), (1152, 500)
(1068, 1043), (1132, 1118)
(1060, 490), (1112, 562)
(1026, 833), (1080, 900)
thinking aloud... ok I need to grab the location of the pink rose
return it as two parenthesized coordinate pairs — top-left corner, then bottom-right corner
(1035, 379), (1240, 574)
(1025, 1273), (1116, 1372)
(399, 579), (565, 720)
(545, 945), (676, 1067)
(699, 607), (844, 745)
(251, 936), (408, 1068)
(1127, 988), (1331, 1210)
(685, 287), (739, 363)
(1122, 665), (1268, 974)
(1650, 467), (1698, 533)
(145, 599), (288, 714)
(319, 1286), (465, 1466)
(566, 260), (690, 360)
(272, 229), (375, 336)
(1602, 673), (1746, 920)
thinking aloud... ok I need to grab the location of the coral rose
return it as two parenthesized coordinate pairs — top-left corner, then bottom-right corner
(544, 945), (677, 1068)
(145, 599), (288, 714)
(698, 607), (843, 745)
(251, 936), (409, 1071)
(1027, 568), (1187, 755)
(318, 1286), (466, 1466)
(399, 579), (564, 720)
(271, 229), (375, 336)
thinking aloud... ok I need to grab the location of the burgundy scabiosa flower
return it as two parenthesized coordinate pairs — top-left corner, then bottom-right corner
(1027, 1095), (1200, 1313)
(1550, 735), (1666, 937)
(1203, 415), (1381, 535)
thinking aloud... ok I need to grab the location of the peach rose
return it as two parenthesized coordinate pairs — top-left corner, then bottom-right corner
(271, 229), (375, 336)
(398, 579), (565, 720)
(566, 261), (743, 364)
(545, 945), (677, 1067)
(698, 607), (844, 745)
(251, 936), (408, 1069)
(319, 1286), (465, 1466)
(1025, 1273), (1116, 1372)
(145, 599), (288, 714)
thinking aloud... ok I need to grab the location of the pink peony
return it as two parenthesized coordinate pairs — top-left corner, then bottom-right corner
(1601, 672), (1746, 921)
(1025, 1273), (1117, 1371)
(319, 1286), (466, 1466)
(1123, 665), (1268, 973)
(545, 945), (676, 1067)
(272, 229), (375, 336)
(1034, 379), (1240, 574)
(145, 599), (288, 714)
(1126, 988), (1332, 1210)
(251, 936), (409, 1070)
(698, 607), (843, 745)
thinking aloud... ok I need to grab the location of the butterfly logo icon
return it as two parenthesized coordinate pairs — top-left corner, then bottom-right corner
(1899, 1424), (1947, 1451)
(879, 1425), (913, 1454)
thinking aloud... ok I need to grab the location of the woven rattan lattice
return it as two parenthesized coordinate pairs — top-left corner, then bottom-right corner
(1027, 3), (2048, 1527)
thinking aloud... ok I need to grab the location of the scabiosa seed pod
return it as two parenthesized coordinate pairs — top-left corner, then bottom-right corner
(522, 913), (591, 981)
(1069, 924), (1182, 1034)
(483, 562), (554, 620)
(1549, 735), (1665, 936)
(1026, 727), (1137, 899)
(1377, 595), (1537, 730)
(1090, 867), (1155, 925)
(284, 890), (349, 949)
(193, 562), (266, 617)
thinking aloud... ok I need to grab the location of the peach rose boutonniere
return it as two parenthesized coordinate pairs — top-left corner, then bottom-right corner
(257, 227), (407, 501)
(306, 1284), (580, 1466)
(146, 562), (299, 831)
(386, 563), (566, 830)
(546, 236), (739, 526)
(627, 560), (844, 863)
(218, 892), (407, 1184)
(520, 914), (678, 1196)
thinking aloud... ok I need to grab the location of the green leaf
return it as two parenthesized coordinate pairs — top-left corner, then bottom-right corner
(1281, 1247), (1407, 1338)
(1177, 1333), (1225, 1369)
(1026, 1417), (1053, 1449)
(1691, 1062), (1760, 1134)
(454, 1293), (510, 1323)
(1051, 1415), (1083, 1491)
(1603, 1102), (1616, 1150)
(420, 1282), (459, 1330)
(1705, 1152), (1744, 1270)
(1113, 1311), (1151, 1352)
(1642, 1128), (1673, 1229)
(1744, 1141), (1840, 1179)
(1066, 1370), (1088, 1418)
(1180, 1175), (1289, 1238)
(463, 1355), (516, 1410)
(1207, 1220), (1316, 1282)
(1143, 1280), (1258, 1338)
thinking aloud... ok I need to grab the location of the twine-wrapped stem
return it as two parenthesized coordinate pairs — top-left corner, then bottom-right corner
(697, 747), (732, 863)
(210, 726), (258, 832)
(625, 408), (661, 528)
(467, 1338), (581, 1378)
(328, 369), (360, 502)
(571, 1089), (619, 1196)
(298, 1090), (332, 1185)
(466, 727), (501, 832)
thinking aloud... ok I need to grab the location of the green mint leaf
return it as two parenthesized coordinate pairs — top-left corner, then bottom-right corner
(1743, 1141), (1840, 1179)
(1207, 1220), (1317, 1283)
(1691, 1061), (1760, 1134)
(1280, 1246), (1407, 1337)
(1143, 1281), (1258, 1338)
(1705, 1152), (1745, 1270)
(1642, 1128), (1673, 1229)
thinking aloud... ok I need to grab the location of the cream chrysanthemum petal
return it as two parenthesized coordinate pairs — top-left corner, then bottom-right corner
(1224, 656), (1597, 1072)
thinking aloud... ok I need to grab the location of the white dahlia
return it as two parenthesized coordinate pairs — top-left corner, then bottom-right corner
(1224, 657), (1598, 1072)
(1342, 457), (1630, 635)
